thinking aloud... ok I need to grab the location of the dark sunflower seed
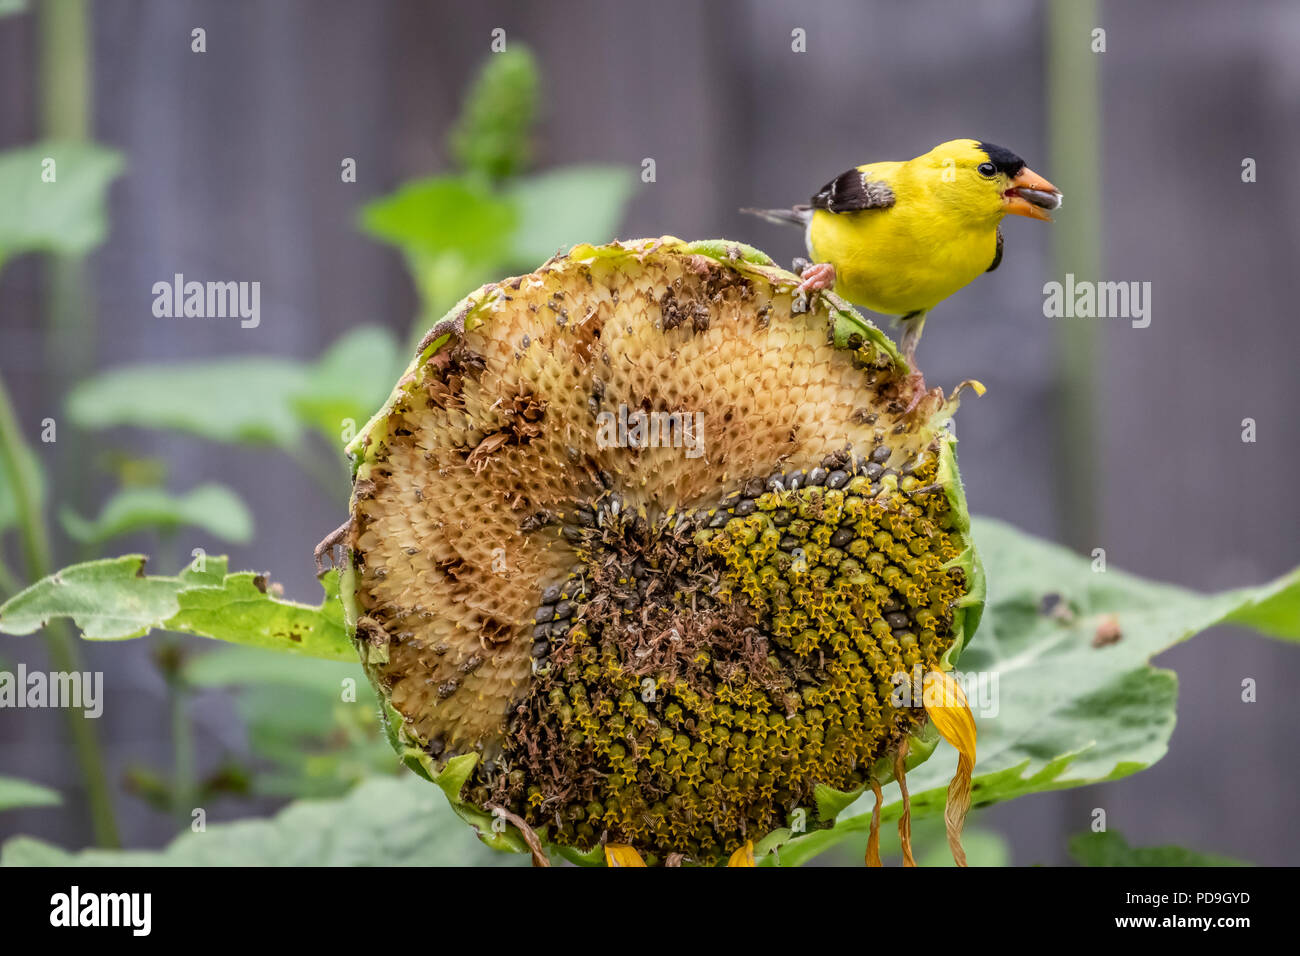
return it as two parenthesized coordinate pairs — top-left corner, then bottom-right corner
(830, 527), (855, 549)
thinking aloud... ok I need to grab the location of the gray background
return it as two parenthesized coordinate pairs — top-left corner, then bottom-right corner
(1, 0), (1297, 863)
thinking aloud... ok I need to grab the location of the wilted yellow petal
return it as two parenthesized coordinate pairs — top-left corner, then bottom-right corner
(949, 378), (987, 401)
(604, 844), (647, 867)
(894, 743), (915, 867)
(923, 669), (977, 867)
(727, 841), (756, 867)
(865, 779), (884, 867)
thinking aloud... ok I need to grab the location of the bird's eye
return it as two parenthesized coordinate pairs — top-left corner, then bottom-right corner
(977, 162), (997, 177)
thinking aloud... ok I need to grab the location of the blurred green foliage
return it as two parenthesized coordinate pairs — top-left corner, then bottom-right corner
(361, 45), (636, 346)
(0, 46), (636, 837)
(1069, 830), (1247, 867)
(449, 47), (539, 180)
(59, 484), (253, 546)
(2, 775), (522, 866)
(0, 775), (61, 813)
(0, 141), (122, 270)
(183, 646), (395, 799)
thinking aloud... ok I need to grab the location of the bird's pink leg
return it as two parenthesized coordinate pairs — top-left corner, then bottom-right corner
(898, 312), (940, 414)
(797, 262), (836, 294)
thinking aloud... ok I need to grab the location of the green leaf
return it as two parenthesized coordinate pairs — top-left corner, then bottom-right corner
(0, 775), (524, 866)
(67, 358), (309, 448)
(448, 47), (539, 179)
(360, 175), (517, 266)
(0, 141), (124, 262)
(0, 775), (60, 812)
(184, 643), (362, 692)
(65, 326), (400, 453)
(289, 326), (402, 445)
(919, 825), (1010, 868)
(0, 556), (353, 661)
(1069, 830), (1247, 867)
(184, 645), (392, 798)
(0, 1), (28, 19)
(507, 166), (637, 268)
(774, 516), (1300, 866)
(59, 483), (254, 546)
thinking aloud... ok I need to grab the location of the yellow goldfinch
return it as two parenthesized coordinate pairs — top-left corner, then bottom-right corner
(743, 139), (1061, 409)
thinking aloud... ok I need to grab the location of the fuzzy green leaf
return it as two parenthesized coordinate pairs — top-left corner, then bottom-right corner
(0, 775), (523, 866)
(0, 775), (61, 812)
(0, 141), (123, 262)
(773, 517), (1300, 866)
(0, 556), (352, 661)
(1069, 830), (1247, 867)
(59, 483), (254, 545)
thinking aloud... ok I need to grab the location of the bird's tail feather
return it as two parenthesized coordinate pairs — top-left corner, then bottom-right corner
(739, 205), (812, 228)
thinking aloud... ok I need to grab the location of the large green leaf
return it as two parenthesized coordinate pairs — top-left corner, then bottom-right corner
(0, 775), (61, 812)
(0, 141), (124, 263)
(65, 327), (401, 451)
(289, 326), (402, 446)
(506, 166), (637, 268)
(1069, 830), (1247, 867)
(59, 483), (254, 545)
(67, 358), (309, 448)
(0, 556), (352, 661)
(185, 645), (392, 798)
(0, 775), (523, 866)
(360, 175), (517, 266)
(184, 643), (362, 692)
(771, 517), (1300, 866)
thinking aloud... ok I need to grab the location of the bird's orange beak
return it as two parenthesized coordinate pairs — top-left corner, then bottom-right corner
(1003, 167), (1062, 221)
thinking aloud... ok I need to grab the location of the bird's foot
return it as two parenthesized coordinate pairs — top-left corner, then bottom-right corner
(313, 518), (353, 576)
(797, 262), (836, 294)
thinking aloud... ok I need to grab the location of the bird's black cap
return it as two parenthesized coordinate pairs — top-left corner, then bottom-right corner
(977, 142), (1026, 176)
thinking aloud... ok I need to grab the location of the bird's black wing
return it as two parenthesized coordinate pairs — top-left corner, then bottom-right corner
(811, 169), (895, 213)
(986, 228), (1004, 272)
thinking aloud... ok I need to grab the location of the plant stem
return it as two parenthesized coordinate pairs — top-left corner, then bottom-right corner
(0, 374), (120, 846)
(0, 555), (20, 598)
(159, 533), (196, 832)
(167, 658), (195, 832)
(39, 0), (95, 410)
(1047, 0), (1103, 551)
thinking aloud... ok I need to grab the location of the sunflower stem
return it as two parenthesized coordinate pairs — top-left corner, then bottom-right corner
(1047, 0), (1103, 550)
